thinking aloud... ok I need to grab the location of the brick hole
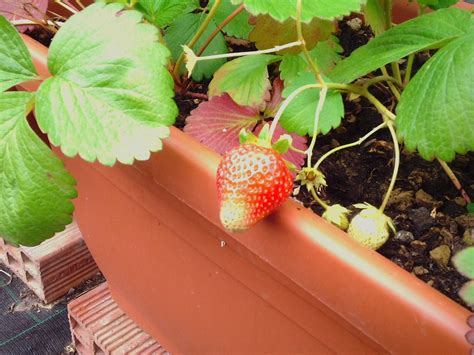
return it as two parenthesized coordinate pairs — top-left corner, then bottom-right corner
(94, 343), (105, 354)
(20, 252), (36, 277)
(6, 252), (20, 269)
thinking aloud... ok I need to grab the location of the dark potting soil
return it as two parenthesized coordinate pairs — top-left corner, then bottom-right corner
(27, 19), (473, 309)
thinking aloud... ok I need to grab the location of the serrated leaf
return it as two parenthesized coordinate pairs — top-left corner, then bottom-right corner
(459, 281), (474, 306)
(231, 0), (365, 22)
(184, 93), (306, 169)
(452, 247), (474, 278)
(209, 0), (252, 39)
(165, 12), (228, 81)
(0, 0), (48, 32)
(417, 0), (459, 10)
(396, 33), (474, 161)
(35, 3), (177, 166)
(0, 16), (37, 92)
(331, 8), (471, 84)
(280, 73), (344, 136)
(209, 54), (280, 108)
(0, 91), (76, 246)
(136, 0), (198, 28)
(249, 15), (334, 55)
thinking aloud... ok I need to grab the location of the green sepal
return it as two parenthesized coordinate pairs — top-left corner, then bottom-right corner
(239, 127), (258, 144)
(285, 160), (297, 173)
(272, 134), (293, 155)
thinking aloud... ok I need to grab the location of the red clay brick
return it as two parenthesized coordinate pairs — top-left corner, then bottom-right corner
(0, 222), (99, 302)
(68, 282), (168, 355)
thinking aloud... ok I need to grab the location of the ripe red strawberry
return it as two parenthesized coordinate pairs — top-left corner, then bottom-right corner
(216, 143), (294, 232)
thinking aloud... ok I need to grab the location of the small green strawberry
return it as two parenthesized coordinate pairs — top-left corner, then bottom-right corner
(216, 125), (294, 232)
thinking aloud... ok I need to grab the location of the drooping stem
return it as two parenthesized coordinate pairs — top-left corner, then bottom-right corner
(379, 120), (400, 212)
(306, 86), (328, 166)
(436, 158), (472, 203)
(404, 53), (415, 85)
(309, 186), (330, 210)
(296, 0), (324, 85)
(173, 0), (222, 82)
(196, 4), (245, 57)
(363, 90), (396, 120)
(313, 121), (387, 171)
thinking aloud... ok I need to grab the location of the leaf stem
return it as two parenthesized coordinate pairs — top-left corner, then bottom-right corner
(363, 90), (396, 120)
(313, 121), (387, 172)
(403, 53), (415, 85)
(436, 158), (472, 204)
(306, 86), (328, 166)
(379, 120), (400, 212)
(196, 4), (245, 57)
(391, 62), (402, 84)
(54, 0), (78, 14)
(75, 0), (85, 9)
(173, 0), (222, 82)
(296, 0), (324, 85)
(380, 66), (401, 100)
(363, 75), (400, 89)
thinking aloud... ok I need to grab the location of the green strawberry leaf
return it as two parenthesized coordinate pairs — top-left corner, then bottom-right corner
(35, 3), (177, 166)
(249, 15), (334, 55)
(0, 15), (37, 92)
(417, 0), (459, 10)
(331, 8), (472, 84)
(396, 33), (474, 161)
(209, 54), (281, 108)
(459, 281), (474, 306)
(209, 0), (252, 39)
(165, 12), (228, 81)
(231, 0), (365, 22)
(136, 0), (198, 28)
(453, 247), (474, 278)
(279, 36), (342, 86)
(280, 73), (344, 136)
(363, 0), (391, 35)
(0, 91), (76, 246)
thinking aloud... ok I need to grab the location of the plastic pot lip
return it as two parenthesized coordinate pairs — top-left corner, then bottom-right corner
(17, 4), (471, 351)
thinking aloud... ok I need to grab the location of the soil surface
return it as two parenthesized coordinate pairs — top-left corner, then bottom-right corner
(27, 18), (473, 309)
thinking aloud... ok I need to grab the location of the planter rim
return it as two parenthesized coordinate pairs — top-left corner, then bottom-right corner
(18, 5), (472, 351)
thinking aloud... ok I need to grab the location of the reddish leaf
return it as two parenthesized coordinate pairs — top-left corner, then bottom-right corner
(254, 123), (307, 171)
(184, 94), (261, 155)
(264, 77), (284, 118)
(0, 0), (48, 32)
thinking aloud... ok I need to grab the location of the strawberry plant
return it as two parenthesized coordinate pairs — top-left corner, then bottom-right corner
(0, 0), (472, 266)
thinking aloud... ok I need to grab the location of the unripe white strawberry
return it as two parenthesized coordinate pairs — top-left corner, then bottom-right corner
(348, 203), (395, 250)
(322, 204), (350, 230)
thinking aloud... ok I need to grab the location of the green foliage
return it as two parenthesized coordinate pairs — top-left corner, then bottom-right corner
(35, 2), (177, 166)
(331, 8), (471, 84)
(396, 32), (474, 161)
(279, 37), (342, 86)
(165, 12), (228, 81)
(136, 0), (198, 27)
(209, 54), (280, 108)
(363, 0), (391, 35)
(417, 0), (459, 10)
(0, 16), (37, 92)
(280, 74), (344, 136)
(209, 0), (252, 39)
(453, 247), (474, 305)
(0, 92), (76, 246)
(231, 0), (366, 22)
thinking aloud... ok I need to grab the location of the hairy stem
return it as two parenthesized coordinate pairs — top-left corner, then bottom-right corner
(363, 90), (396, 120)
(173, 0), (222, 82)
(404, 53), (415, 85)
(196, 4), (245, 57)
(379, 120), (400, 212)
(309, 186), (330, 210)
(306, 86), (328, 166)
(296, 0), (324, 85)
(437, 159), (472, 204)
(313, 121), (387, 171)
(380, 67), (401, 99)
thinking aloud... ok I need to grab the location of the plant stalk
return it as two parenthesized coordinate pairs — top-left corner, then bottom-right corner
(309, 186), (330, 210)
(196, 4), (245, 57)
(306, 86), (328, 166)
(380, 66), (401, 100)
(54, 0), (78, 14)
(436, 159), (472, 204)
(173, 0), (222, 82)
(379, 120), (400, 212)
(403, 53), (415, 85)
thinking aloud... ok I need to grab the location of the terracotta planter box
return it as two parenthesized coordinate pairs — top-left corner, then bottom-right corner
(19, 2), (473, 353)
